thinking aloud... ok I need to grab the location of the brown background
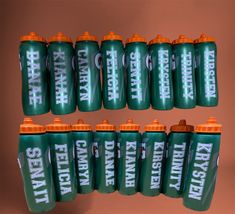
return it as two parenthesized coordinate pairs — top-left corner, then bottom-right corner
(0, 0), (234, 213)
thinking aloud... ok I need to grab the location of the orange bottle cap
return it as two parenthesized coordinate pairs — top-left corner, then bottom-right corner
(46, 118), (71, 132)
(149, 34), (171, 45)
(48, 32), (72, 43)
(76, 31), (97, 42)
(172, 35), (193, 44)
(194, 34), (215, 43)
(20, 32), (46, 43)
(195, 117), (222, 133)
(72, 119), (92, 131)
(120, 119), (140, 131)
(170, 120), (194, 132)
(126, 34), (147, 44)
(144, 119), (166, 132)
(96, 120), (115, 131)
(20, 118), (45, 134)
(102, 31), (123, 41)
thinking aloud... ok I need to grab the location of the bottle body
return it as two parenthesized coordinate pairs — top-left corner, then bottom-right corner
(19, 41), (50, 115)
(101, 40), (126, 109)
(195, 42), (218, 106)
(94, 131), (116, 193)
(163, 132), (191, 197)
(18, 134), (56, 213)
(75, 41), (102, 111)
(125, 42), (150, 110)
(72, 131), (94, 194)
(48, 42), (76, 114)
(149, 43), (174, 110)
(117, 132), (141, 195)
(183, 133), (221, 211)
(47, 132), (77, 201)
(139, 132), (166, 196)
(173, 43), (196, 108)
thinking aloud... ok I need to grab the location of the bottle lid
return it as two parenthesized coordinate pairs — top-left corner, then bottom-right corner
(144, 119), (166, 132)
(149, 34), (171, 45)
(46, 118), (71, 132)
(20, 32), (46, 43)
(76, 31), (97, 42)
(126, 34), (147, 44)
(20, 118), (45, 134)
(195, 117), (222, 133)
(48, 32), (72, 43)
(102, 31), (122, 41)
(194, 33), (215, 43)
(72, 119), (92, 131)
(120, 119), (140, 131)
(170, 120), (194, 132)
(172, 35), (193, 44)
(96, 120), (115, 131)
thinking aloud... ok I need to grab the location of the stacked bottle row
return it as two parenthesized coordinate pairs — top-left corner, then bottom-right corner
(18, 117), (222, 213)
(19, 32), (218, 115)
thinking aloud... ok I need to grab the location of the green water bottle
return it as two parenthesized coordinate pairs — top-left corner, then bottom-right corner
(18, 118), (55, 213)
(183, 117), (222, 211)
(172, 35), (196, 109)
(46, 118), (77, 201)
(48, 32), (76, 115)
(75, 32), (102, 111)
(125, 34), (150, 110)
(139, 119), (167, 196)
(72, 119), (94, 194)
(163, 120), (194, 197)
(101, 32), (126, 109)
(149, 35), (174, 110)
(194, 34), (218, 107)
(117, 119), (141, 195)
(94, 120), (116, 193)
(19, 32), (49, 115)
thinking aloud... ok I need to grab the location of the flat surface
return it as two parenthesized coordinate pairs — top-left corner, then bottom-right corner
(0, 0), (235, 213)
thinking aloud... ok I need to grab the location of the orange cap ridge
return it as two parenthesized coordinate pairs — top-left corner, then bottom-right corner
(120, 119), (140, 131)
(20, 118), (45, 134)
(76, 31), (97, 42)
(149, 34), (171, 45)
(194, 33), (215, 43)
(48, 32), (72, 43)
(46, 118), (71, 132)
(195, 117), (222, 133)
(144, 119), (166, 132)
(72, 119), (92, 131)
(170, 120), (194, 132)
(102, 31), (123, 41)
(20, 32), (46, 43)
(172, 35), (193, 44)
(126, 34), (147, 44)
(96, 120), (115, 131)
